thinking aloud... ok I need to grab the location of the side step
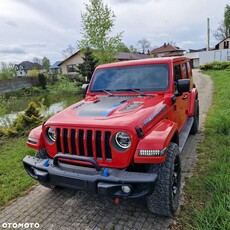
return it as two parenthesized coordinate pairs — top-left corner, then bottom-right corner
(179, 117), (194, 152)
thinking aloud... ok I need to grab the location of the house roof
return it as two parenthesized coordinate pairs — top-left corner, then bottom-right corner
(150, 43), (185, 55)
(58, 51), (150, 66)
(184, 52), (200, 59)
(115, 52), (150, 60)
(189, 48), (206, 53)
(58, 50), (81, 66)
(50, 61), (62, 69)
(15, 61), (42, 70)
(215, 36), (230, 46)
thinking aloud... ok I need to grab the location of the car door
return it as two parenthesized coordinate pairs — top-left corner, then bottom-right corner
(173, 63), (189, 131)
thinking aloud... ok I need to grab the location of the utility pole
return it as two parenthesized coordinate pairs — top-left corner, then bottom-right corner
(206, 18), (210, 51)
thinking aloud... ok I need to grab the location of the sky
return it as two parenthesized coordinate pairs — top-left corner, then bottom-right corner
(0, 0), (229, 65)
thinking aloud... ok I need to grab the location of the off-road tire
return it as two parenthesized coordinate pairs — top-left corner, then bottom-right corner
(35, 148), (50, 159)
(35, 149), (60, 189)
(146, 142), (181, 217)
(190, 99), (199, 135)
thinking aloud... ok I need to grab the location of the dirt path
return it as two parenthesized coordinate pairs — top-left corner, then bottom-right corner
(0, 70), (213, 230)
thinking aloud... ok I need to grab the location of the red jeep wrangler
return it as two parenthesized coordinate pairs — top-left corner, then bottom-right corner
(23, 57), (199, 217)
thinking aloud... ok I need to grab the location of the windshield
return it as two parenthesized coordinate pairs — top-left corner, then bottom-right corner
(90, 64), (169, 93)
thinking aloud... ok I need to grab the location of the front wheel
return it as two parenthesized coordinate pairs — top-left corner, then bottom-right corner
(146, 142), (181, 217)
(35, 149), (60, 190)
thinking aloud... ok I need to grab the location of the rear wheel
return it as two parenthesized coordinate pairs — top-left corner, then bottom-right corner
(146, 142), (181, 217)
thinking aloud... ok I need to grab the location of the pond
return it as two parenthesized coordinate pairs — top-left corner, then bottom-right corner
(0, 93), (83, 128)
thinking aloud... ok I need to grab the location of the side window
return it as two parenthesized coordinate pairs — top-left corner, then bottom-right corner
(182, 62), (188, 79)
(187, 61), (192, 77)
(173, 64), (182, 93)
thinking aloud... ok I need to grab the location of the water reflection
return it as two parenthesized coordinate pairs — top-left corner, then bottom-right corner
(0, 94), (82, 128)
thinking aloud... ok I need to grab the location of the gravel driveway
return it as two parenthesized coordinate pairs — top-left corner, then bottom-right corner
(0, 70), (213, 230)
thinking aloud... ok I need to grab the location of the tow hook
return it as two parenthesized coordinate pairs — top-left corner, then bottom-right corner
(115, 197), (120, 205)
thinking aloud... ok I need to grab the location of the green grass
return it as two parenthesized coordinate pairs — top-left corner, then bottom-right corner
(0, 137), (36, 208)
(178, 70), (230, 230)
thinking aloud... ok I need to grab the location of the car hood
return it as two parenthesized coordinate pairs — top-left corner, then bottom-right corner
(45, 95), (167, 132)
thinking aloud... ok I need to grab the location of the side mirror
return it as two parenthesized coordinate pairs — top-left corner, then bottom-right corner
(177, 79), (190, 93)
(82, 84), (89, 95)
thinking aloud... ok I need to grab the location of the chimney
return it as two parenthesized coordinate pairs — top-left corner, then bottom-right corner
(206, 18), (210, 51)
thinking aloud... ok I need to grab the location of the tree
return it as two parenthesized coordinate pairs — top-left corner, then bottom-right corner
(118, 43), (130, 53)
(38, 73), (47, 89)
(224, 4), (230, 35)
(42, 57), (50, 69)
(138, 38), (151, 54)
(169, 41), (177, 47)
(27, 68), (39, 78)
(62, 44), (76, 58)
(129, 45), (138, 53)
(77, 47), (97, 82)
(0, 62), (16, 79)
(213, 5), (230, 41)
(78, 0), (123, 65)
(33, 57), (42, 65)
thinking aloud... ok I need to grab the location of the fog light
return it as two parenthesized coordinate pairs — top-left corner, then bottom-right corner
(121, 185), (131, 194)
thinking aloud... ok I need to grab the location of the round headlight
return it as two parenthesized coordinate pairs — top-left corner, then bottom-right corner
(47, 127), (56, 142)
(115, 132), (131, 149)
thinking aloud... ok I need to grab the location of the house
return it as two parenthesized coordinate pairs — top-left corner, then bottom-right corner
(184, 52), (200, 68)
(185, 37), (230, 67)
(58, 50), (84, 75)
(14, 61), (43, 77)
(150, 43), (185, 58)
(215, 36), (230, 50)
(49, 61), (62, 75)
(58, 51), (150, 75)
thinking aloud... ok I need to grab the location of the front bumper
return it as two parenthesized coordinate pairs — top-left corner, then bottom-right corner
(23, 154), (157, 198)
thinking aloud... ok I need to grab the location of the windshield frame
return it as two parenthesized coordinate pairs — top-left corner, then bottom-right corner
(89, 64), (170, 94)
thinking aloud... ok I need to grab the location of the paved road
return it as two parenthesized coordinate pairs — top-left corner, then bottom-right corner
(0, 70), (213, 230)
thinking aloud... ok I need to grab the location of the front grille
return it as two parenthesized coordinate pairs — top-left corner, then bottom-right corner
(56, 128), (112, 161)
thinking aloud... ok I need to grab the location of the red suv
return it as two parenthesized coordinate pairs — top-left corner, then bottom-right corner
(23, 57), (199, 217)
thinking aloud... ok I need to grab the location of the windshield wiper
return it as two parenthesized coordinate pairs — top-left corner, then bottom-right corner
(116, 88), (146, 96)
(92, 89), (113, 96)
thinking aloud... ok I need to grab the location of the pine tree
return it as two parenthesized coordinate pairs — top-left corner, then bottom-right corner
(77, 48), (97, 82)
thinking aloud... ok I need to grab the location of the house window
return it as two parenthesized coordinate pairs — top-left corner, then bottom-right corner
(224, 41), (229, 49)
(182, 63), (188, 78)
(67, 64), (77, 73)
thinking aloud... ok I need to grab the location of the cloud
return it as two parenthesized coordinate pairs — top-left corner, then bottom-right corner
(0, 0), (229, 63)
(0, 45), (26, 54)
(158, 34), (169, 38)
(111, 0), (154, 4)
(0, 17), (17, 28)
(176, 26), (191, 32)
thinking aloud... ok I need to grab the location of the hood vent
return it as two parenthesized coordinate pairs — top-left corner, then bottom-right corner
(120, 102), (143, 112)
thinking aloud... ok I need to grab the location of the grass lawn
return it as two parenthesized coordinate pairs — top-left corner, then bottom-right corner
(0, 137), (36, 208)
(177, 70), (230, 229)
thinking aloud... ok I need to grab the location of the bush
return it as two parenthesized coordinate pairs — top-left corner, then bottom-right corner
(3, 101), (43, 137)
(200, 61), (230, 70)
(0, 95), (8, 116)
(38, 73), (47, 89)
(51, 77), (82, 95)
